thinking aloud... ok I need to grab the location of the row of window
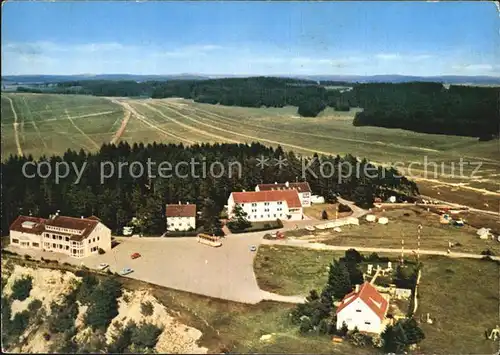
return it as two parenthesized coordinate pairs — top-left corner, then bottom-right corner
(243, 201), (284, 207)
(249, 213), (283, 220)
(11, 239), (39, 248)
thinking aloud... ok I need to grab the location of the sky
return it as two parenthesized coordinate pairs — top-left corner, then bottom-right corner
(2, 1), (499, 76)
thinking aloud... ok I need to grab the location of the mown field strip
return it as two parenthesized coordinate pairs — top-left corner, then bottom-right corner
(156, 102), (339, 156)
(111, 100), (194, 144)
(4, 96), (23, 155)
(176, 102), (446, 154)
(64, 109), (100, 149)
(22, 97), (49, 150)
(142, 103), (241, 144)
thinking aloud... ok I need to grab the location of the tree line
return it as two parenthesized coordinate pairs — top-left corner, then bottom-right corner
(349, 83), (499, 139)
(1, 142), (417, 236)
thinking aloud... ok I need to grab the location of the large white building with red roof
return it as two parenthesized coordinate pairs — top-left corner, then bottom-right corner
(255, 181), (312, 207)
(9, 214), (111, 258)
(227, 189), (304, 222)
(336, 282), (389, 334)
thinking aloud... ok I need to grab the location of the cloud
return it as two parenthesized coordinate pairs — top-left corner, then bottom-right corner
(154, 44), (223, 58)
(375, 53), (401, 60)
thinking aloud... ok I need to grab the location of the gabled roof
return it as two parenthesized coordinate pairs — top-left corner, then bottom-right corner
(231, 190), (302, 208)
(257, 182), (312, 193)
(336, 282), (389, 321)
(10, 215), (101, 241)
(166, 204), (196, 218)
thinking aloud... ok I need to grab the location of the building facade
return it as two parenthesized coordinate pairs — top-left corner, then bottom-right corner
(336, 282), (389, 334)
(255, 181), (312, 207)
(166, 203), (196, 231)
(9, 215), (112, 258)
(227, 190), (303, 222)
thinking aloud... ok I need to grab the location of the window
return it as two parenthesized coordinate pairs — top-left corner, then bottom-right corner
(59, 236), (62, 240)
(52, 235), (56, 240)
(267, 214), (270, 217)
(356, 310), (361, 313)
(254, 215), (257, 219)
(97, 237), (100, 241)
(277, 201), (283, 205)
(274, 214), (276, 218)
(65, 246), (69, 250)
(12, 239), (19, 244)
(251, 203), (257, 207)
(279, 213), (283, 217)
(260, 215), (263, 218)
(364, 322), (371, 325)
(52, 243), (56, 248)
(65, 237), (69, 242)
(32, 242), (39, 248)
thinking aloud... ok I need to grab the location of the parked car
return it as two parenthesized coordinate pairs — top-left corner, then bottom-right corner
(249, 245), (257, 252)
(97, 263), (109, 270)
(131, 252), (141, 259)
(119, 267), (133, 275)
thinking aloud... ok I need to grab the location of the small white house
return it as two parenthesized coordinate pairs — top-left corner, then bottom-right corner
(255, 181), (312, 207)
(227, 190), (303, 222)
(166, 203), (196, 232)
(336, 282), (389, 334)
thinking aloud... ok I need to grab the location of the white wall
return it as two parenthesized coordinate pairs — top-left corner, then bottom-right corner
(166, 216), (196, 231)
(228, 193), (303, 222)
(9, 230), (42, 249)
(299, 192), (311, 207)
(336, 298), (385, 334)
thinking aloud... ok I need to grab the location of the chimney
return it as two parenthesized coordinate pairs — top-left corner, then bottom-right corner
(178, 201), (181, 205)
(81, 216), (84, 219)
(285, 181), (290, 188)
(355, 284), (360, 293)
(186, 202), (189, 205)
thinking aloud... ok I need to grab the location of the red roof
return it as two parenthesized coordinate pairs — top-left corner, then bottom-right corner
(257, 182), (311, 193)
(231, 190), (302, 208)
(336, 282), (389, 321)
(10, 215), (100, 241)
(166, 204), (196, 217)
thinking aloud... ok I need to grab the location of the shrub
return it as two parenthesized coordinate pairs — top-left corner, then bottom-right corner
(140, 301), (154, 316)
(84, 278), (122, 330)
(299, 317), (313, 334)
(9, 310), (30, 338)
(11, 276), (33, 301)
(43, 332), (51, 341)
(131, 323), (163, 349)
(338, 203), (352, 213)
(28, 299), (43, 313)
(98, 248), (106, 255)
(321, 210), (328, 220)
(481, 249), (495, 256)
(24, 254), (32, 260)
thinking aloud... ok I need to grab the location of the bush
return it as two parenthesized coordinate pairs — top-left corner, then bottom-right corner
(11, 276), (33, 301)
(23, 254), (32, 260)
(140, 301), (154, 316)
(321, 210), (328, 220)
(98, 248), (106, 255)
(28, 299), (43, 313)
(84, 278), (122, 330)
(299, 317), (313, 334)
(10, 310), (30, 337)
(43, 332), (51, 341)
(481, 249), (495, 256)
(338, 203), (352, 213)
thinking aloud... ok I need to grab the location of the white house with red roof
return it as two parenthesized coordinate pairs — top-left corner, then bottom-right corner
(227, 190), (303, 222)
(336, 282), (389, 334)
(9, 214), (111, 258)
(255, 181), (312, 207)
(166, 202), (196, 231)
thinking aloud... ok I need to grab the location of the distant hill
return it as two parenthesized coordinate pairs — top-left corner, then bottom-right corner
(1, 74), (209, 85)
(3, 74), (500, 85)
(297, 74), (500, 85)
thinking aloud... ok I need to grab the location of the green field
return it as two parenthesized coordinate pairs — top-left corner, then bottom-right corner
(2, 93), (499, 203)
(253, 245), (500, 354)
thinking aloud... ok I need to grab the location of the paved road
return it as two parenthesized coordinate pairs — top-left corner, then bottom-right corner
(262, 238), (500, 261)
(419, 195), (499, 216)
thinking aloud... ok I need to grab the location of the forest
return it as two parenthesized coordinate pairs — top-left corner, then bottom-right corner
(13, 77), (499, 137)
(1, 142), (417, 236)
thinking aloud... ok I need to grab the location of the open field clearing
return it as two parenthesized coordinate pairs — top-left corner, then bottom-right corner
(298, 207), (500, 255)
(253, 245), (500, 354)
(1, 94), (499, 206)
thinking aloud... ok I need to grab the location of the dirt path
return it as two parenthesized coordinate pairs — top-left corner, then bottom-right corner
(143, 103), (241, 144)
(176, 102), (446, 154)
(22, 97), (49, 150)
(112, 100), (194, 144)
(110, 110), (131, 144)
(44, 110), (117, 123)
(159, 102), (337, 156)
(5, 96), (23, 155)
(65, 109), (100, 150)
(414, 177), (500, 197)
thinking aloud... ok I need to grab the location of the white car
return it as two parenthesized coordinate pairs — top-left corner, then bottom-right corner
(249, 245), (257, 252)
(97, 263), (109, 270)
(119, 267), (134, 275)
